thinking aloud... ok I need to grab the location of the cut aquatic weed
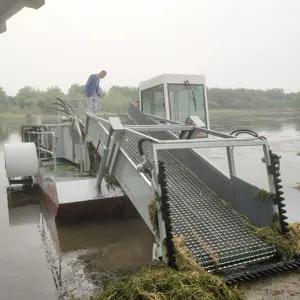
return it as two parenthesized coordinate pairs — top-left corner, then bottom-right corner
(173, 236), (204, 272)
(91, 236), (243, 300)
(251, 188), (275, 207)
(103, 166), (120, 188)
(249, 214), (300, 260)
(149, 197), (159, 235)
(220, 199), (232, 209)
(255, 188), (274, 199)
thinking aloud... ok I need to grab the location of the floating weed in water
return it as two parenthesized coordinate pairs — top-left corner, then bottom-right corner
(293, 182), (300, 191)
(78, 250), (132, 293)
(90, 236), (243, 300)
(249, 214), (300, 260)
(297, 153), (300, 156)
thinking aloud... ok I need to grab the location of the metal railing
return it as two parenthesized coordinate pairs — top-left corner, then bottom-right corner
(28, 131), (57, 175)
(86, 113), (276, 203)
(44, 117), (85, 173)
(84, 113), (280, 269)
(73, 117), (84, 173)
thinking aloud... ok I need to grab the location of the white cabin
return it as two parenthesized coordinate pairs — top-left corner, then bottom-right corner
(138, 73), (210, 129)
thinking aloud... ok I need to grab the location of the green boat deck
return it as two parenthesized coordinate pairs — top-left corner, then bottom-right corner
(40, 158), (93, 182)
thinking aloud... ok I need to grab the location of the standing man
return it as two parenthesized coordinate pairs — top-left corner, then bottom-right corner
(83, 70), (107, 114)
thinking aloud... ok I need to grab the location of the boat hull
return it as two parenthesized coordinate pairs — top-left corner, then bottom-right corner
(37, 168), (124, 221)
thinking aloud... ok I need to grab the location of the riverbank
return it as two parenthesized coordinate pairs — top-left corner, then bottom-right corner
(85, 260), (300, 300)
(0, 109), (298, 120)
(0, 113), (59, 120)
(242, 270), (300, 300)
(209, 108), (298, 117)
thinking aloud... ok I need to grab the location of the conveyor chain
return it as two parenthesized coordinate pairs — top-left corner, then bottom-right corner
(225, 257), (300, 284)
(269, 150), (289, 234)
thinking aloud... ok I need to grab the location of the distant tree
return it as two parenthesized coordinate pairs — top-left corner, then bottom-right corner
(45, 86), (64, 100)
(65, 83), (86, 108)
(15, 86), (40, 108)
(0, 82), (298, 115)
(292, 92), (300, 108)
(68, 83), (85, 98)
(43, 86), (65, 113)
(101, 91), (133, 113)
(7, 96), (16, 105)
(0, 87), (7, 104)
(207, 87), (291, 110)
(108, 85), (138, 100)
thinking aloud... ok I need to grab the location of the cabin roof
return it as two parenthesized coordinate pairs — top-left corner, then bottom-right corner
(139, 73), (206, 91)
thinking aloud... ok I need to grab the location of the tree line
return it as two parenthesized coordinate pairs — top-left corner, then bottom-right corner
(0, 84), (299, 115)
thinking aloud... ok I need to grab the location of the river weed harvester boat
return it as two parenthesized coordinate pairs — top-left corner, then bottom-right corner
(4, 73), (300, 284)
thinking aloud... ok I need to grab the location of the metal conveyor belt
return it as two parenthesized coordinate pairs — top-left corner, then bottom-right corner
(99, 114), (277, 272)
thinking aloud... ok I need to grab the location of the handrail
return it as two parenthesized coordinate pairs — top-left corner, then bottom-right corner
(86, 112), (110, 124)
(73, 117), (84, 172)
(143, 113), (182, 124)
(28, 131), (57, 176)
(125, 124), (233, 139)
(125, 128), (160, 143)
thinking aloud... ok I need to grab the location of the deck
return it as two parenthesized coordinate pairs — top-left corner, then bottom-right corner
(40, 158), (93, 182)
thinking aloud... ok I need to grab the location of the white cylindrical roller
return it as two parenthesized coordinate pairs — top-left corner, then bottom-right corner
(4, 142), (38, 178)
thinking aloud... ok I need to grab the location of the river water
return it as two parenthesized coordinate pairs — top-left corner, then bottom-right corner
(0, 113), (299, 300)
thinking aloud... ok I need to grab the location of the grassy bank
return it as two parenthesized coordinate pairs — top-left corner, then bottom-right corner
(0, 108), (297, 120)
(209, 108), (297, 117)
(0, 113), (30, 119)
(0, 113), (58, 120)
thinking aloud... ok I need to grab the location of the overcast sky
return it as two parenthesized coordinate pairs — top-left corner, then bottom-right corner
(0, 0), (300, 95)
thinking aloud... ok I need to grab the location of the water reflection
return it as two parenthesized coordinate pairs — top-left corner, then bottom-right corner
(295, 120), (300, 132)
(6, 189), (153, 299)
(7, 188), (40, 227)
(0, 115), (45, 143)
(208, 113), (300, 223)
(210, 113), (300, 133)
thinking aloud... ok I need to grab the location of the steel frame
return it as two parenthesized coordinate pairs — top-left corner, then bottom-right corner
(86, 113), (274, 190)
(28, 131), (57, 175)
(86, 113), (277, 208)
(85, 113), (278, 264)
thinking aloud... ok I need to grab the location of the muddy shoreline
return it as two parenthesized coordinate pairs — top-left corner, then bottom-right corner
(84, 267), (300, 300)
(242, 270), (300, 300)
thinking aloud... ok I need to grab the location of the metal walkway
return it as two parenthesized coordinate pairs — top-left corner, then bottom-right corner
(93, 113), (277, 272)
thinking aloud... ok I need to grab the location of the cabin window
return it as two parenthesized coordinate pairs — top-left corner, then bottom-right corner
(141, 84), (165, 117)
(167, 83), (207, 126)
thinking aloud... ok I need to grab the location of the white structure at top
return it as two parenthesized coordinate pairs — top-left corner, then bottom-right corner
(0, 0), (45, 34)
(139, 73), (209, 129)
